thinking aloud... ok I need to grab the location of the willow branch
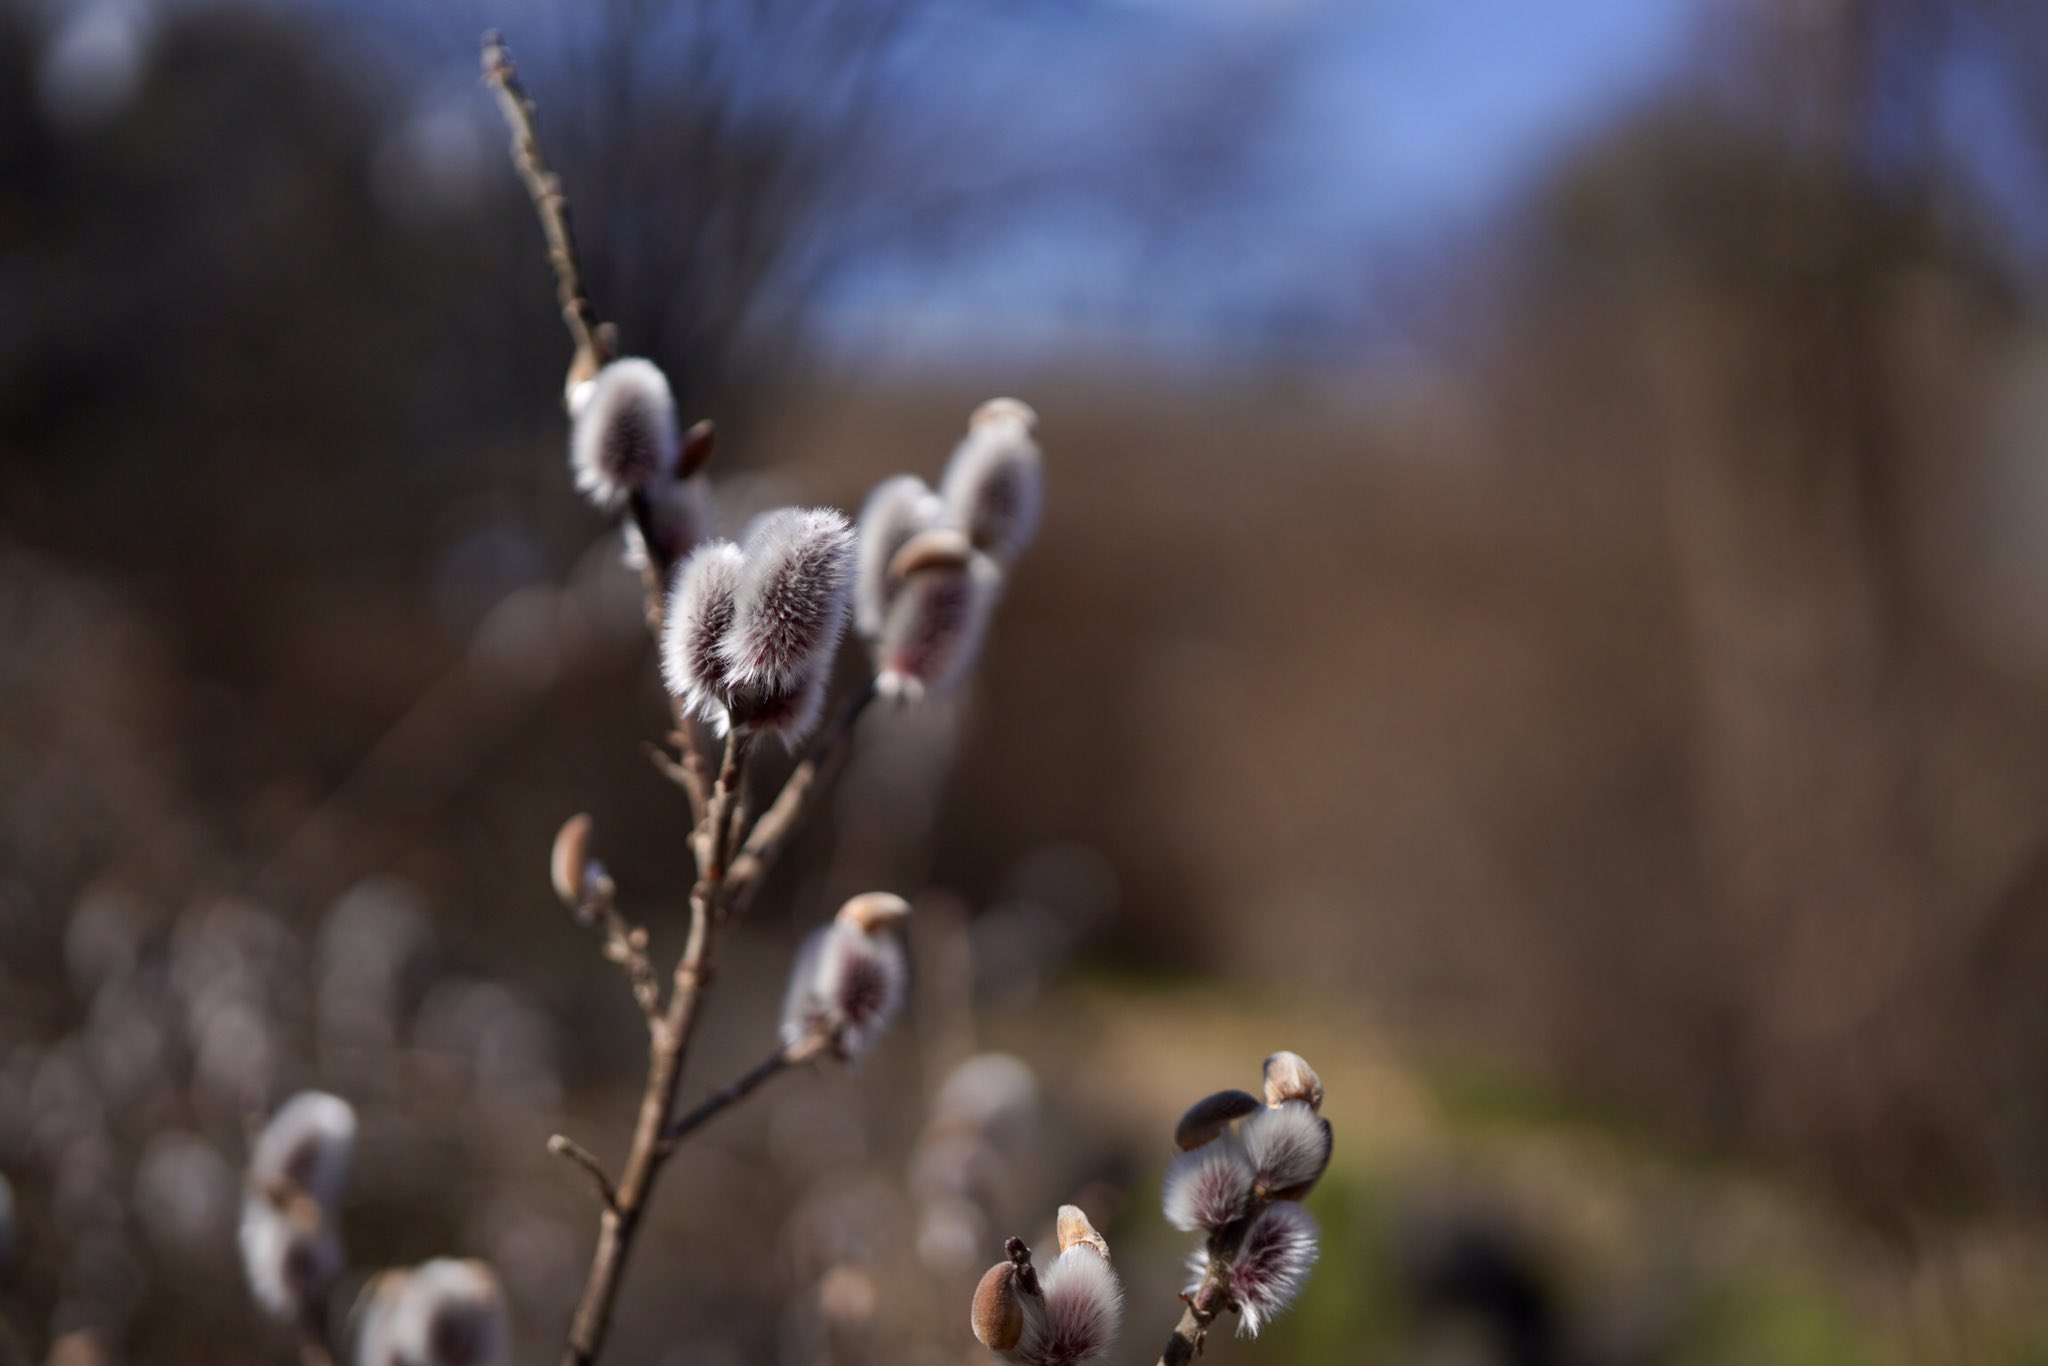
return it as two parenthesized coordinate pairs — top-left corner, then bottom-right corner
(719, 679), (877, 919)
(656, 1031), (829, 1155)
(572, 875), (662, 1024)
(559, 727), (749, 1366)
(481, 32), (612, 382)
(547, 1135), (620, 1212)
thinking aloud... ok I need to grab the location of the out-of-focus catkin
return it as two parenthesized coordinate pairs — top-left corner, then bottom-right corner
(569, 358), (680, 511)
(941, 398), (1042, 565)
(779, 892), (911, 1060)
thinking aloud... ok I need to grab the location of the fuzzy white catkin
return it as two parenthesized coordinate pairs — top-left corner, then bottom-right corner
(941, 399), (1042, 565)
(569, 358), (680, 510)
(877, 551), (998, 702)
(854, 475), (945, 638)
(1161, 1137), (1255, 1234)
(355, 1260), (509, 1366)
(1240, 1099), (1331, 1196)
(662, 540), (745, 728)
(1213, 1203), (1318, 1337)
(250, 1091), (357, 1213)
(1024, 1244), (1123, 1365)
(720, 507), (856, 692)
(240, 1196), (342, 1322)
(780, 914), (908, 1060)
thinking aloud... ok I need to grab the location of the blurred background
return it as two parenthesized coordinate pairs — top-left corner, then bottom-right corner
(7, 0), (2048, 1361)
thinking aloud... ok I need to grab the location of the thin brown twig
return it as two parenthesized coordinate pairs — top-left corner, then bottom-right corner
(720, 678), (878, 919)
(481, 32), (613, 387)
(656, 1031), (829, 1156)
(574, 877), (663, 1023)
(547, 1135), (620, 1212)
(558, 727), (748, 1366)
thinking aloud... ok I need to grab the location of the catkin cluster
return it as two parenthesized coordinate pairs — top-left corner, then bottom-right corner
(970, 1207), (1124, 1366)
(240, 1091), (510, 1365)
(1163, 1052), (1330, 1337)
(566, 354), (1044, 738)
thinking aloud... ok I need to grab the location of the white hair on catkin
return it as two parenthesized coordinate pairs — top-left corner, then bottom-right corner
(877, 552), (998, 702)
(381, 1259), (510, 1366)
(249, 1090), (357, 1210)
(941, 398), (1042, 565)
(1161, 1137), (1255, 1234)
(661, 540), (745, 729)
(1025, 1245), (1123, 1365)
(1240, 1100), (1331, 1196)
(1221, 1203), (1319, 1337)
(569, 358), (680, 510)
(719, 507), (855, 691)
(239, 1196), (342, 1322)
(854, 474), (945, 639)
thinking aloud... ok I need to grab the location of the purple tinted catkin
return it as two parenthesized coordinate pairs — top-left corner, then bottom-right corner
(569, 358), (680, 511)
(780, 893), (911, 1060)
(855, 474), (945, 640)
(661, 540), (745, 729)
(876, 529), (998, 702)
(719, 507), (855, 694)
(240, 1091), (356, 1323)
(941, 398), (1042, 565)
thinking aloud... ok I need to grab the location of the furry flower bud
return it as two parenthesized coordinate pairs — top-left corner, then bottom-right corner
(240, 1193), (342, 1323)
(1031, 1237), (1124, 1364)
(249, 1091), (356, 1212)
(1173, 1089), (1262, 1152)
(1261, 1051), (1323, 1112)
(855, 474), (945, 639)
(720, 507), (855, 690)
(971, 1262), (1026, 1353)
(661, 540), (744, 728)
(569, 358), (680, 510)
(1208, 1203), (1318, 1337)
(1241, 1100), (1332, 1200)
(354, 1259), (509, 1366)
(242, 1090), (356, 1323)
(1162, 1137), (1255, 1234)
(781, 893), (910, 1059)
(876, 530), (998, 702)
(941, 398), (1042, 565)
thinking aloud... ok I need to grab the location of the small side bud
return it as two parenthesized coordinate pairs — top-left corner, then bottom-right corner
(678, 418), (717, 479)
(720, 507), (856, 691)
(941, 398), (1042, 565)
(1055, 1205), (1110, 1262)
(1262, 1051), (1323, 1112)
(1241, 1101), (1332, 1201)
(970, 1262), (1025, 1352)
(854, 474), (944, 639)
(1173, 1090), (1262, 1151)
(661, 541), (745, 729)
(550, 814), (594, 907)
(569, 358), (680, 510)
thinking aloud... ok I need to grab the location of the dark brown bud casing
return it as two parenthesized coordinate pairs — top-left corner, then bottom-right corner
(1174, 1089), (1261, 1151)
